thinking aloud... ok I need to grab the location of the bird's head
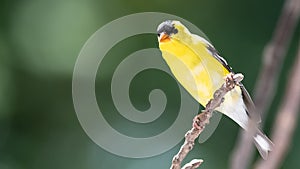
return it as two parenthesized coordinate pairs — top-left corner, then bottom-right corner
(157, 20), (190, 43)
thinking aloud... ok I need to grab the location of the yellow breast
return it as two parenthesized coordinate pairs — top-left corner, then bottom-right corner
(159, 37), (229, 106)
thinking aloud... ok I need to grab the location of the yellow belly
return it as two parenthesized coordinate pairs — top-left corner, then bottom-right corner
(159, 38), (229, 106)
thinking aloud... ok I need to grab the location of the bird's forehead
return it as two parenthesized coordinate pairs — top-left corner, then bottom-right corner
(157, 20), (178, 35)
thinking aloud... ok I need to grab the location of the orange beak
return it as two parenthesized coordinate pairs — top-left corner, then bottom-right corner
(159, 33), (170, 43)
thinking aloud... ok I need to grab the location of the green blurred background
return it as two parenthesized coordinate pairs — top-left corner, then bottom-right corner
(1, 0), (299, 168)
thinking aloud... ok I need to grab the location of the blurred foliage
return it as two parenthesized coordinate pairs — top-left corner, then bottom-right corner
(0, 0), (299, 169)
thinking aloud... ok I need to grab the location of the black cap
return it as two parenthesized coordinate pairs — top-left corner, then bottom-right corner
(157, 20), (178, 36)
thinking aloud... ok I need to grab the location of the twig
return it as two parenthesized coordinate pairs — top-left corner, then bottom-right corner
(182, 159), (203, 169)
(170, 73), (244, 169)
(254, 42), (300, 169)
(230, 0), (300, 168)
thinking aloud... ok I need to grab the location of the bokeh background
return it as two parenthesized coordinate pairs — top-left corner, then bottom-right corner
(1, 0), (299, 169)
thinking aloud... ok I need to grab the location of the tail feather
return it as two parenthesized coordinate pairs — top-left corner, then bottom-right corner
(253, 129), (274, 160)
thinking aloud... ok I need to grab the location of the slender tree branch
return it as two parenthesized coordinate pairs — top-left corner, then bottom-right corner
(230, 0), (300, 168)
(254, 43), (300, 169)
(254, 0), (300, 120)
(170, 73), (244, 169)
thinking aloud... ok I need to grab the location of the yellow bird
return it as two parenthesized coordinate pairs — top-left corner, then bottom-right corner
(157, 20), (273, 159)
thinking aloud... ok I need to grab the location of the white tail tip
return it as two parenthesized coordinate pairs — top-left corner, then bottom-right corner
(254, 129), (274, 160)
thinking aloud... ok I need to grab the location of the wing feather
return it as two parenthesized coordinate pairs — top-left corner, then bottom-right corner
(196, 35), (261, 123)
(240, 84), (261, 123)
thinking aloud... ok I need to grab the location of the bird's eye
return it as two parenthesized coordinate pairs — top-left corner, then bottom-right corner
(157, 33), (160, 37)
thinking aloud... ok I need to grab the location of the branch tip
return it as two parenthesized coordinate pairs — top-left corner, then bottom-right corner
(182, 159), (204, 169)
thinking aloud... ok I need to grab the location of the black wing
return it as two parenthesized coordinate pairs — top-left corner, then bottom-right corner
(206, 44), (233, 72)
(206, 44), (261, 123)
(240, 84), (261, 123)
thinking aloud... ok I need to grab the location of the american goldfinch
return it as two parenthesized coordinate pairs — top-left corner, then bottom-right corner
(157, 20), (273, 159)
